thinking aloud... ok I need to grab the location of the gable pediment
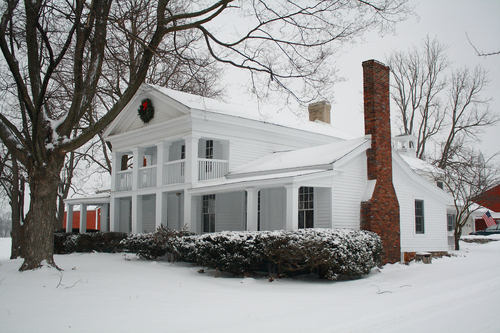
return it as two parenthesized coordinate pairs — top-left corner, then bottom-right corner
(104, 84), (190, 137)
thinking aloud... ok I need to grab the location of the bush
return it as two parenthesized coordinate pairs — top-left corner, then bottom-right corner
(54, 231), (128, 254)
(121, 225), (192, 260)
(171, 229), (382, 279)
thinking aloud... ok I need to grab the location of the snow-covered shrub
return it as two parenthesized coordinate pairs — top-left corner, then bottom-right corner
(170, 229), (382, 279)
(122, 225), (192, 260)
(170, 231), (268, 275)
(54, 232), (127, 254)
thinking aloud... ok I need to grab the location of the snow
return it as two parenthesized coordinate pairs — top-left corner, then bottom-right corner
(230, 136), (370, 175)
(150, 84), (356, 140)
(1, 236), (499, 332)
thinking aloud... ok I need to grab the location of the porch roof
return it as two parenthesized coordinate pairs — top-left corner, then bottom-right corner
(227, 136), (371, 178)
(64, 191), (110, 206)
(189, 169), (332, 195)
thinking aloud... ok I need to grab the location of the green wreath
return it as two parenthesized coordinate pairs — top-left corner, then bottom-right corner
(138, 98), (154, 123)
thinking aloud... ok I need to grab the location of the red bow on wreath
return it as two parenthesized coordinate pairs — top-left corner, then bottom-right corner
(142, 100), (148, 111)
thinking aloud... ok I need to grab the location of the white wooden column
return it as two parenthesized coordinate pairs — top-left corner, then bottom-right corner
(79, 204), (87, 234)
(132, 194), (142, 234)
(246, 188), (259, 231)
(110, 152), (122, 192)
(155, 191), (164, 229)
(132, 147), (144, 191)
(184, 192), (196, 233)
(183, 135), (200, 185)
(285, 184), (299, 230)
(100, 203), (109, 232)
(110, 198), (120, 232)
(66, 204), (73, 233)
(156, 142), (165, 187)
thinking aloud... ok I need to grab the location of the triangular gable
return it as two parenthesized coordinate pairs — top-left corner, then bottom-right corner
(393, 152), (453, 204)
(103, 84), (190, 138)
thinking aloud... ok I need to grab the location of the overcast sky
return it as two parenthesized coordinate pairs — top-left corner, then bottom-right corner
(226, 0), (500, 160)
(332, 0), (500, 159)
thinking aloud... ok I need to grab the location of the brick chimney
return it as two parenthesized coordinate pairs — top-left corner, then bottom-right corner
(308, 101), (331, 124)
(360, 60), (401, 264)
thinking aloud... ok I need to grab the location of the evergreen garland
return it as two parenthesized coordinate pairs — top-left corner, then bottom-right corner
(138, 98), (154, 123)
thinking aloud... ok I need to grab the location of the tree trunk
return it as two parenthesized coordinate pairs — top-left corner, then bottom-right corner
(454, 228), (461, 251)
(20, 164), (62, 271)
(10, 157), (24, 259)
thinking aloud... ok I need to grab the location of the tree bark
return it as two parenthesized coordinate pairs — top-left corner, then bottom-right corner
(20, 162), (62, 271)
(10, 156), (24, 259)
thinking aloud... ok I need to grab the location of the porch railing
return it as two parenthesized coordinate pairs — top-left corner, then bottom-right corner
(198, 158), (228, 181)
(139, 165), (157, 189)
(164, 160), (185, 185)
(117, 170), (132, 192)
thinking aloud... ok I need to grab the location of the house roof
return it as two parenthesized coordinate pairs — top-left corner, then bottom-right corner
(227, 136), (371, 178)
(103, 83), (354, 141)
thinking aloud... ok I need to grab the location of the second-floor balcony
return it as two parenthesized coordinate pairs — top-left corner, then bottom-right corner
(198, 158), (228, 182)
(139, 165), (157, 189)
(117, 170), (132, 192)
(116, 158), (229, 191)
(164, 160), (185, 185)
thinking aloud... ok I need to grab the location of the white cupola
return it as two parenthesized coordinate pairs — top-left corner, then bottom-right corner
(393, 134), (417, 158)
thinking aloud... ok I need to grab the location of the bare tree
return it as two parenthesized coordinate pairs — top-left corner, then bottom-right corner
(0, 149), (26, 258)
(0, 0), (411, 271)
(466, 32), (500, 57)
(387, 36), (449, 159)
(442, 148), (499, 250)
(436, 65), (497, 169)
(388, 37), (498, 165)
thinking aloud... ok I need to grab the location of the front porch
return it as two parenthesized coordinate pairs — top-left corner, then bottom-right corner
(110, 184), (334, 235)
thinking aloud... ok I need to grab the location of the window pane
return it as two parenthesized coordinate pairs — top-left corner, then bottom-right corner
(415, 200), (424, 234)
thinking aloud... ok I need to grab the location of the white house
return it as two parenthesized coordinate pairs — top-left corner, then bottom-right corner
(65, 60), (452, 263)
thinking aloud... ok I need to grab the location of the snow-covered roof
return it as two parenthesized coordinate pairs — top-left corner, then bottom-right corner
(65, 191), (110, 205)
(228, 136), (370, 178)
(399, 154), (442, 176)
(149, 85), (355, 140)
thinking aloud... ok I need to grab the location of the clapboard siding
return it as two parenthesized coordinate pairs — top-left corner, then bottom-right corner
(331, 153), (367, 229)
(393, 161), (448, 252)
(215, 192), (246, 231)
(141, 195), (156, 233)
(260, 188), (286, 231)
(314, 187), (332, 228)
(229, 138), (296, 169)
(166, 192), (183, 231)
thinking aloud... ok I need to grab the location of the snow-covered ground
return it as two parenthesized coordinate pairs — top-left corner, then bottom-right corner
(1, 236), (499, 333)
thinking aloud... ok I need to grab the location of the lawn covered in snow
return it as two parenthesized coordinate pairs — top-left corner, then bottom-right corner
(1, 236), (499, 333)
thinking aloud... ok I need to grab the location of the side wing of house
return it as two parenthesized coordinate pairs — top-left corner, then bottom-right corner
(331, 151), (368, 229)
(393, 154), (451, 253)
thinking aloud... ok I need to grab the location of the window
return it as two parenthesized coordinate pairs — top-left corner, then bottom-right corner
(202, 194), (216, 232)
(299, 187), (314, 229)
(205, 140), (213, 159)
(180, 145), (186, 176)
(415, 200), (424, 234)
(181, 145), (185, 159)
(447, 213), (456, 232)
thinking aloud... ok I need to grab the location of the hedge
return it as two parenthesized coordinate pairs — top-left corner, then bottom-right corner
(124, 228), (382, 280)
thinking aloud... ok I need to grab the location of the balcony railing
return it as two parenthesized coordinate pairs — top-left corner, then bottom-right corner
(198, 158), (228, 181)
(115, 158), (228, 191)
(117, 170), (132, 192)
(164, 160), (185, 185)
(139, 165), (157, 189)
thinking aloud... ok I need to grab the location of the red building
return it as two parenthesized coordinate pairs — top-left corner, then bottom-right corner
(63, 208), (101, 232)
